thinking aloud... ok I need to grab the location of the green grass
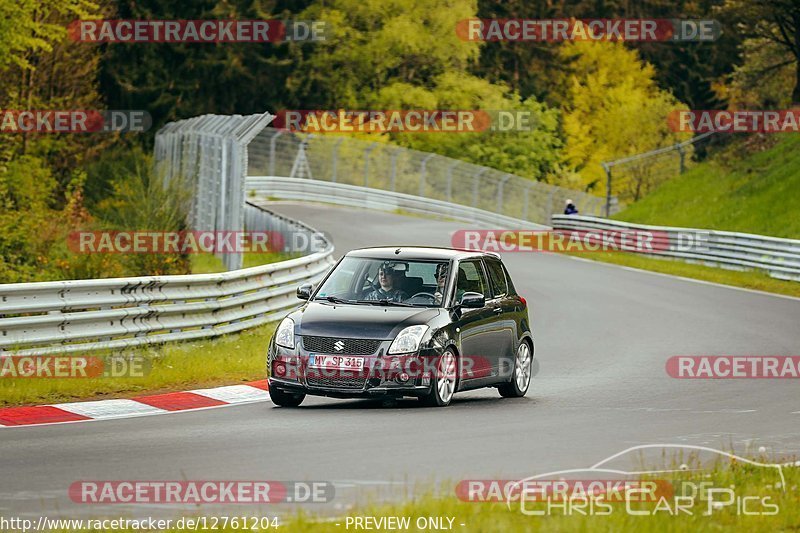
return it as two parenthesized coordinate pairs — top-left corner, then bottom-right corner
(566, 250), (800, 298)
(0, 323), (275, 407)
(284, 473), (800, 532)
(283, 458), (800, 532)
(190, 252), (302, 274)
(588, 134), (800, 297)
(614, 134), (800, 239)
(52, 460), (799, 532)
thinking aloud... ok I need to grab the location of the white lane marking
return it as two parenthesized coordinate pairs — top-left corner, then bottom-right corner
(597, 407), (758, 414)
(51, 399), (165, 419)
(189, 384), (270, 403)
(564, 255), (800, 302)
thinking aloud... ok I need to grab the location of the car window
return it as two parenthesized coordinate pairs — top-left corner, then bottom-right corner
(456, 260), (488, 298)
(407, 261), (438, 285)
(314, 257), (447, 306)
(484, 259), (508, 298)
(501, 262), (517, 295)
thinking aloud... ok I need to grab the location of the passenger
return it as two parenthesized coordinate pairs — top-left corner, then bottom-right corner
(433, 263), (449, 305)
(365, 262), (408, 302)
(434, 263), (466, 305)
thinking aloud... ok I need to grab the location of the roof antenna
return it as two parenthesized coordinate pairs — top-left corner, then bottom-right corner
(395, 248), (401, 254)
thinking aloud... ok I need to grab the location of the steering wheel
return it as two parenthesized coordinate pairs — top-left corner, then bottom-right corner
(408, 292), (437, 303)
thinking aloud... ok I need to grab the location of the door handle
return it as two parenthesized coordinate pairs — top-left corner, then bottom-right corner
(493, 307), (503, 314)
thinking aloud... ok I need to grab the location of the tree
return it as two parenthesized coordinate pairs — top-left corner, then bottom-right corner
(291, 0), (479, 108)
(373, 72), (563, 180)
(721, 0), (800, 105)
(556, 39), (692, 198)
(718, 38), (796, 109)
(0, 0), (105, 191)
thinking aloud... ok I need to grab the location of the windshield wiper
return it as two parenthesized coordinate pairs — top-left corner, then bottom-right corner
(316, 296), (357, 304)
(358, 299), (414, 307)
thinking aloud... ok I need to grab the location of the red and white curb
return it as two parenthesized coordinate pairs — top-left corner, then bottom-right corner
(0, 380), (269, 428)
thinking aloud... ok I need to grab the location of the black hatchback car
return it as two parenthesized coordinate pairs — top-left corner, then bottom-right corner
(267, 247), (533, 407)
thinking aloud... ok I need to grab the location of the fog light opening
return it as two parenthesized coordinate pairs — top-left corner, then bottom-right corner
(397, 372), (410, 383)
(274, 363), (287, 377)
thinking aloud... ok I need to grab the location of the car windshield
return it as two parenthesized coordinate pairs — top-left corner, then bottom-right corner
(314, 256), (451, 307)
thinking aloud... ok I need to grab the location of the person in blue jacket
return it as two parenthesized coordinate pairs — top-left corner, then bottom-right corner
(564, 199), (579, 215)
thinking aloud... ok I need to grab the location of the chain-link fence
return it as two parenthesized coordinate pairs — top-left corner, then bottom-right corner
(154, 112), (275, 270)
(601, 132), (718, 215)
(248, 129), (608, 225)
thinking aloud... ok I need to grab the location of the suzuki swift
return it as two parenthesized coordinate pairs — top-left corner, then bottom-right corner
(267, 247), (533, 407)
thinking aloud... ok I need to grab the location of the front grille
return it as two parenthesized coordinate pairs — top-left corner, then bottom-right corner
(306, 371), (367, 390)
(302, 336), (381, 355)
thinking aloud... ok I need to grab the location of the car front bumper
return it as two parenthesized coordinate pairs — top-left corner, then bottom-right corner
(267, 337), (437, 399)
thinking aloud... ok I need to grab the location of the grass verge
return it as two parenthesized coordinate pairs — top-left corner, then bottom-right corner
(0, 323), (275, 407)
(283, 462), (800, 532)
(49, 459), (800, 532)
(190, 252), (302, 274)
(613, 134), (800, 239)
(565, 250), (800, 298)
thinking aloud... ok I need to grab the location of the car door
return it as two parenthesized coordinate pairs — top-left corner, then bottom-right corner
(453, 259), (500, 384)
(483, 257), (518, 382)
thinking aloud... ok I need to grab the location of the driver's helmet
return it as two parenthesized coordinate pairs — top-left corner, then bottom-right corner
(379, 261), (401, 275)
(435, 262), (449, 281)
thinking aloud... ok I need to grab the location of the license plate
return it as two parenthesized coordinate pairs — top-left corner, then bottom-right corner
(308, 354), (365, 370)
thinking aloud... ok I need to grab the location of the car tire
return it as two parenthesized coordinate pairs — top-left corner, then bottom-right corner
(499, 340), (533, 398)
(269, 386), (305, 407)
(420, 348), (458, 407)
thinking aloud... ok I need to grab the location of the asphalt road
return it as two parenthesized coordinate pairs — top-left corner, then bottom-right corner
(1, 202), (799, 522)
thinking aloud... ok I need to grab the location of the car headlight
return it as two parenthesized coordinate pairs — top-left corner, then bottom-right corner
(275, 317), (295, 349)
(388, 325), (429, 354)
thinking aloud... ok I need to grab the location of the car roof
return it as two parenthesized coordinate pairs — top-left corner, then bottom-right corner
(345, 246), (500, 261)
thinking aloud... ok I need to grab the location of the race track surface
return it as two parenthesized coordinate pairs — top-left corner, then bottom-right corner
(2, 202), (799, 520)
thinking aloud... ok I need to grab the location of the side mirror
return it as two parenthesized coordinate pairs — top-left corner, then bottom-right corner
(296, 283), (313, 300)
(459, 292), (485, 308)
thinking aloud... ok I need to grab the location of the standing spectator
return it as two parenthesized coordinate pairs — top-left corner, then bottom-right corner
(564, 199), (579, 215)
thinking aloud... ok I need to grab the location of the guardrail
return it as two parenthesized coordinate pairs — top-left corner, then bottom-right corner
(0, 205), (335, 356)
(247, 128), (612, 224)
(247, 176), (549, 230)
(552, 215), (800, 282)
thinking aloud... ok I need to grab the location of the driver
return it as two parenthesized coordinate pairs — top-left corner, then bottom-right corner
(365, 262), (408, 302)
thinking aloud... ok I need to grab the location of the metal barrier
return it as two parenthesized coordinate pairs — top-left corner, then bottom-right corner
(552, 215), (800, 282)
(0, 205), (335, 356)
(247, 128), (610, 223)
(247, 176), (548, 230)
